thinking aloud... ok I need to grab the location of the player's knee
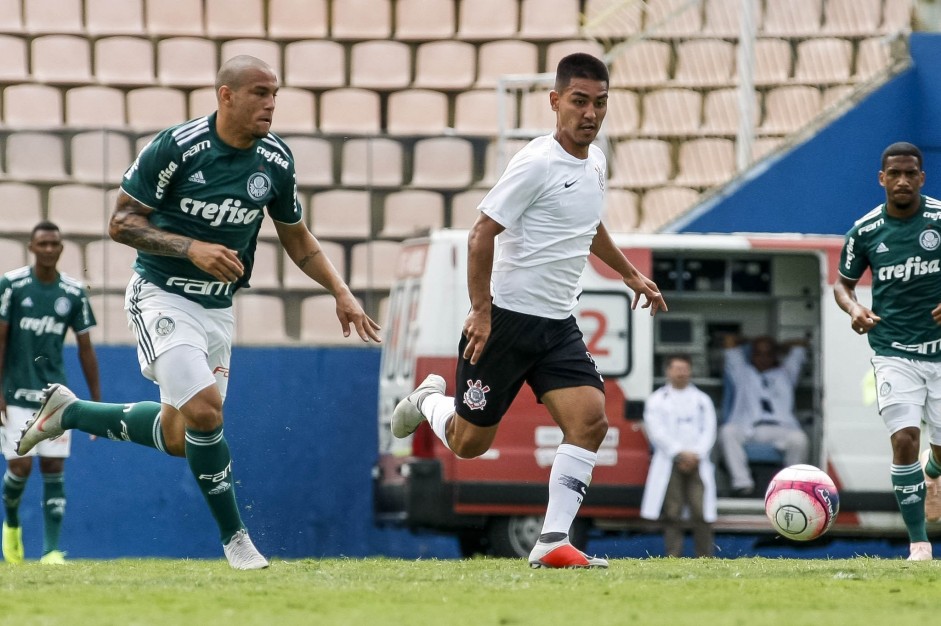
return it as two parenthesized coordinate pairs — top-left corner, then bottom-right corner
(450, 437), (490, 459)
(38, 457), (64, 474)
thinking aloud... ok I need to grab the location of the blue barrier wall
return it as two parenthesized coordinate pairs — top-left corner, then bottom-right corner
(676, 32), (941, 235)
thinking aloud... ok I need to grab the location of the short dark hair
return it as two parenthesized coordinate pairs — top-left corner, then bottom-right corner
(665, 354), (692, 368)
(555, 53), (608, 92)
(881, 141), (923, 170)
(30, 220), (60, 240)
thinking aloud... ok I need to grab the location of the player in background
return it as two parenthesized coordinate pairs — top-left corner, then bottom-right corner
(834, 141), (941, 561)
(391, 53), (666, 568)
(17, 56), (381, 570)
(0, 221), (100, 564)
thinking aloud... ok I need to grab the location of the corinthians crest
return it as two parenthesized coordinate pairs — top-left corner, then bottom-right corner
(463, 379), (490, 411)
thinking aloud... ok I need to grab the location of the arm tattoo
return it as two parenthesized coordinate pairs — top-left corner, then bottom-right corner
(295, 250), (321, 270)
(120, 224), (192, 257)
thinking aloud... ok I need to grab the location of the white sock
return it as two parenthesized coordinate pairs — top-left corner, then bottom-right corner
(422, 393), (455, 452)
(540, 443), (597, 537)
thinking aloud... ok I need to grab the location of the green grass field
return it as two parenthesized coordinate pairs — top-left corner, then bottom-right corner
(0, 556), (937, 626)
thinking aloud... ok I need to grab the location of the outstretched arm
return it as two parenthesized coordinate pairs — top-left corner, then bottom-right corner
(590, 223), (667, 314)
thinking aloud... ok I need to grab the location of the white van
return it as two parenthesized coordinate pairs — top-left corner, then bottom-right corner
(374, 229), (901, 557)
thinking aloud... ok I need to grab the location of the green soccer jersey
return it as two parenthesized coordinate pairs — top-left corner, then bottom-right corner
(121, 112), (303, 308)
(839, 195), (941, 360)
(0, 267), (96, 409)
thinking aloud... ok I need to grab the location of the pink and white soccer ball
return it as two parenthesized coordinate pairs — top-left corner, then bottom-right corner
(764, 464), (840, 541)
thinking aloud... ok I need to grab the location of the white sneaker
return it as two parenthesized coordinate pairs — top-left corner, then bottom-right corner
(528, 539), (608, 569)
(921, 449), (941, 523)
(223, 529), (269, 570)
(391, 374), (446, 439)
(908, 541), (932, 561)
(16, 384), (76, 456)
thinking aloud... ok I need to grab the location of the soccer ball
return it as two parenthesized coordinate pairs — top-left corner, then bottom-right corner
(764, 464), (840, 541)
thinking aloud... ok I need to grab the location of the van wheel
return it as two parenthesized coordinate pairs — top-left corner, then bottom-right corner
(458, 529), (488, 557)
(487, 516), (591, 558)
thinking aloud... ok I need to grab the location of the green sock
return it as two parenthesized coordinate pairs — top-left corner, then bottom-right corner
(185, 426), (244, 544)
(41, 472), (65, 554)
(927, 451), (941, 479)
(2, 470), (26, 528)
(892, 461), (929, 543)
(63, 400), (166, 452)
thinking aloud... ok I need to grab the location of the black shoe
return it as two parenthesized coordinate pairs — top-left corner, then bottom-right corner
(732, 487), (756, 498)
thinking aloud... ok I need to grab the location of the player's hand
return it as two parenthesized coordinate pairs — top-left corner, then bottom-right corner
(335, 291), (381, 343)
(625, 274), (668, 315)
(187, 241), (244, 283)
(462, 308), (492, 365)
(850, 304), (881, 335)
(932, 303), (941, 326)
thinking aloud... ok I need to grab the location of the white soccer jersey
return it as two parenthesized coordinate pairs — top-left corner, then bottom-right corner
(480, 134), (607, 319)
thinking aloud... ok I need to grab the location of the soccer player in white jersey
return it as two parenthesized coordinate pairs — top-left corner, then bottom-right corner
(835, 141), (941, 561)
(17, 56), (381, 569)
(391, 53), (667, 568)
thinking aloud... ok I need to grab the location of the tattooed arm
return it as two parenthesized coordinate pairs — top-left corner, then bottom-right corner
(109, 191), (244, 282)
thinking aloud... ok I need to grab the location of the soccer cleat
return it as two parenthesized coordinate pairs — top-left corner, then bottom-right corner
(2, 522), (23, 564)
(223, 529), (269, 570)
(16, 383), (77, 456)
(39, 550), (67, 565)
(921, 449), (941, 523)
(528, 539), (609, 569)
(391, 374), (446, 439)
(907, 541), (932, 561)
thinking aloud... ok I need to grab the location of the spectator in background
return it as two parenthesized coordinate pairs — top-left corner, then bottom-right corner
(0, 221), (101, 564)
(719, 334), (808, 496)
(641, 354), (717, 557)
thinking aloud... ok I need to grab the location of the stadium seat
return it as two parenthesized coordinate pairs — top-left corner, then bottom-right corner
(284, 40), (346, 90)
(309, 189), (372, 240)
(639, 88), (702, 137)
(30, 35), (92, 84)
(793, 38), (853, 85)
(85, 0), (144, 36)
(268, 87), (316, 133)
(673, 138), (736, 188)
(882, 0), (915, 32)
(854, 37), (892, 81)
(457, 0), (518, 40)
(413, 40), (476, 90)
(22, 0), (82, 33)
(582, 0), (644, 39)
(701, 87), (759, 137)
(449, 188), (488, 229)
(751, 136), (783, 161)
(94, 36), (156, 87)
(604, 189), (640, 233)
(0, 0), (21, 33)
(145, 0), (204, 36)
(454, 89), (517, 136)
(479, 139), (529, 187)
(56, 239), (85, 283)
(88, 294), (132, 345)
(821, 0), (882, 36)
(332, 0), (392, 39)
(673, 39), (736, 88)
(245, 240), (280, 290)
(206, 0), (264, 38)
(519, 0), (580, 39)
(608, 139), (673, 189)
(234, 295), (291, 344)
(645, 0), (703, 36)
(0, 237), (26, 269)
(84, 238), (139, 290)
(544, 40), (606, 74)
(638, 186), (700, 232)
(126, 87), (188, 132)
(758, 85), (823, 135)
(282, 240), (346, 290)
(411, 137), (475, 190)
(66, 86), (127, 129)
(395, 0), (455, 40)
(157, 37), (218, 88)
(319, 88), (381, 135)
(6, 133), (67, 182)
(519, 90), (555, 134)
(823, 84), (855, 109)
(702, 0), (763, 38)
(220, 39), (281, 77)
(188, 87), (217, 118)
(605, 90), (642, 138)
(48, 184), (112, 237)
(267, 0), (328, 39)
(379, 190), (444, 238)
(4, 83), (63, 128)
(340, 138), (404, 188)
(0, 183), (43, 235)
(475, 40), (539, 89)
(752, 38), (793, 86)
(70, 131), (133, 185)
(609, 40), (672, 88)
(349, 40), (412, 90)
(761, 0), (823, 36)
(283, 136), (334, 187)
(0, 35), (27, 82)
(349, 240), (402, 290)
(386, 89), (450, 136)
(299, 294), (361, 344)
